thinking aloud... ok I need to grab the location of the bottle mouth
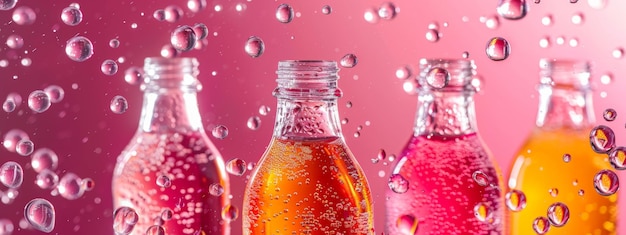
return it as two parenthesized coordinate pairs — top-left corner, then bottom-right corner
(417, 58), (477, 91)
(274, 60), (342, 99)
(142, 57), (202, 91)
(539, 58), (590, 89)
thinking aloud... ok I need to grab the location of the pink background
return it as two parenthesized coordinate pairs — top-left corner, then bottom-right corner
(1, 0), (626, 234)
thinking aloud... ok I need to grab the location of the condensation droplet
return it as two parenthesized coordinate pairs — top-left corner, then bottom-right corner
(425, 29), (440, 42)
(171, 25), (196, 52)
(57, 172), (85, 200)
(609, 147), (626, 170)
(221, 204), (238, 221)
(212, 125), (229, 139)
(24, 198), (55, 233)
(600, 73), (613, 85)
(101, 60), (119, 76)
(603, 108), (617, 121)
(321, 5), (332, 15)
(113, 207), (138, 235)
(396, 214), (418, 235)
(547, 202), (570, 227)
(160, 45), (178, 58)
(377, 2), (397, 20)
(0, 161), (23, 188)
(244, 36), (265, 58)
(6, 34), (24, 49)
(594, 169), (619, 196)
(533, 216), (550, 234)
(155, 175), (171, 188)
(15, 139), (34, 156)
(497, 0), (527, 20)
(12, 6), (36, 25)
(388, 174), (409, 194)
(124, 67), (144, 85)
(28, 90), (51, 113)
(340, 54), (358, 68)
(65, 36), (94, 62)
(425, 67), (450, 88)
(276, 4), (294, 23)
(505, 189), (527, 211)
(36, 169), (59, 189)
(539, 36), (551, 48)
(589, 125), (615, 153)
(226, 158), (246, 176)
(209, 183), (225, 196)
(44, 85), (65, 103)
(371, 149), (386, 164)
(61, 6), (83, 26)
(110, 96), (129, 114)
(472, 171), (489, 186)
(486, 37), (511, 61)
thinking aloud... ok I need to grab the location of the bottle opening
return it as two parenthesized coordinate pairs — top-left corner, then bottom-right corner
(274, 60), (342, 99)
(539, 58), (591, 89)
(418, 58), (476, 91)
(142, 57), (201, 91)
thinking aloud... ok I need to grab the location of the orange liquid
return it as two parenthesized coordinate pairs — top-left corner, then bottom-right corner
(242, 137), (375, 235)
(507, 128), (617, 235)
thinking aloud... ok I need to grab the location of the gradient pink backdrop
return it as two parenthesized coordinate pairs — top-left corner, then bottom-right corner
(1, 0), (625, 234)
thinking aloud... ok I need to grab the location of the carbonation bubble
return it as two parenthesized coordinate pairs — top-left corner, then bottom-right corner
(65, 36), (94, 62)
(221, 204), (238, 221)
(533, 217), (550, 234)
(81, 178), (95, 191)
(155, 175), (171, 188)
(161, 209), (173, 221)
(472, 171), (489, 186)
(377, 2), (397, 20)
(6, 34), (23, 49)
(547, 202), (570, 227)
(594, 169), (619, 196)
(113, 207), (138, 235)
(485, 15), (500, 29)
(244, 36), (265, 58)
(388, 174), (409, 194)
(588, 0), (608, 9)
(211, 125), (228, 139)
(24, 198), (55, 233)
(57, 172), (85, 200)
(340, 54), (358, 68)
(209, 183), (225, 196)
(473, 203), (492, 222)
(486, 37), (510, 61)
(505, 189), (527, 211)
(247, 116), (261, 130)
(396, 214), (418, 235)
(12, 6), (36, 25)
(187, 0), (207, 12)
(226, 158), (246, 176)
(3, 129), (29, 153)
(425, 67), (450, 88)
(276, 3), (294, 23)
(110, 96), (129, 114)
(425, 29), (440, 42)
(603, 108), (617, 121)
(145, 225), (165, 235)
(258, 105), (270, 116)
(15, 139), (34, 156)
(164, 5), (183, 23)
(0, 219), (13, 234)
(101, 60), (119, 76)
(61, 6), (83, 26)
(0, 161), (23, 188)
(562, 153), (571, 163)
(192, 23), (208, 40)
(124, 67), (143, 85)
(36, 169), (59, 189)
(609, 147), (626, 170)
(44, 85), (65, 103)
(589, 125), (615, 153)
(364, 8), (379, 24)
(549, 188), (559, 197)
(395, 66), (412, 80)
(497, 0), (527, 20)
(153, 9), (165, 21)
(171, 25), (196, 52)
(321, 5), (332, 15)
(0, 0), (17, 10)
(28, 90), (51, 113)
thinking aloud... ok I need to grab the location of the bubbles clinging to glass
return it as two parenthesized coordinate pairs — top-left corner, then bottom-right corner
(244, 36), (265, 58)
(612, 48), (624, 59)
(505, 189), (527, 211)
(153, 9), (166, 21)
(171, 25), (197, 52)
(101, 60), (119, 76)
(276, 3), (294, 23)
(110, 96), (128, 114)
(155, 175), (171, 188)
(146, 225), (165, 235)
(485, 37), (511, 61)
(425, 29), (440, 42)
(258, 105), (270, 116)
(603, 108), (617, 121)
(209, 183), (225, 196)
(28, 90), (51, 113)
(24, 198), (55, 233)
(496, 0), (527, 20)
(571, 12), (584, 25)
(364, 7), (380, 24)
(247, 116), (261, 130)
(340, 54), (358, 68)
(221, 204), (239, 221)
(484, 15), (500, 29)
(61, 6), (83, 26)
(12, 6), (36, 25)
(65, 36), (94, 62)
(43, 85), (64, 104)
(600, 73), (613, 85)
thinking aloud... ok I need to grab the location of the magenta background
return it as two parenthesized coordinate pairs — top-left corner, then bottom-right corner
(1, 0), (626, 234)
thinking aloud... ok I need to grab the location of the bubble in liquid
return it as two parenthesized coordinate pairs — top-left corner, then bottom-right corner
(110, 96), (129, 114)
(0, 161), (23, 188)
(211, 125), (229, 139)
(24, 198), (55, 233)
(364, 7), (380, 24)
(588, 0), (608, 9)
(473, 203), (492, 222)
(61, 6), (82, 26)
(12, 6), (36, 25)
(340, 54), (358, 68)
(485, 15), (500, 29)
(100, 60), (119, 76)
(505, 189), (527, 211)
(276, 3), (294, 23)
(395, 66), (412, 80)
(603, 108), (617, 121)
(244, 36), (265, 58)
(0, 0), (17, 10)
(221, 204), (238, 221)
(388, 174), (409, 194)
(612, 48), (624, 59)
(36, 169), (59, 189)
(57, 172), (85, 200)
(124, 67), (144, 85)
(187, 0), (207, 12)
(321, 5), (332, 15)
(15, 139), (34, 156)
(28, 90), (51, 113)
(0, 218), (14, 234)
(485, 37), (511, 61)
(155, 175), (171, 188)
(226, 158), (246, 176)
(145, 225), (165, 235)
(396, 214), (418, 235)
(43, 85), (65, 104)
(6, 34), (24, 49)
(65, 36), (94, 62)
(609, 147), (626, 170)
(547, 202), (570, 227)
(113, 207), (138, 235)
(589, 125), (615, 153)
(209, 183), (225, 196)
(259, 105), (270, 116)
(533, 216), (550, 234)
(571, 12), (584, 25)
(594, 169), (619, 196)
(497, 0), (527, 20)
(472, 171), (489, 186)
(425, 29), (440, 42)
(171, 25), (196, 52)
(247, 116), (261, 130)
(548, 188), (559, 197)
(377, 2), (397, 20)
(562, 153), (571, 163)
(3, 129), (29, 153)
(192, 23), (208, 40)
(164, 5), (183, 23)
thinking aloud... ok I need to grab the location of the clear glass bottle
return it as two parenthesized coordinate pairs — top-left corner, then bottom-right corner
(386, 58), (504, 234)
(507, 59), (617, 235)
(242, 60), (375, 234)
(112, 57), (230, 235)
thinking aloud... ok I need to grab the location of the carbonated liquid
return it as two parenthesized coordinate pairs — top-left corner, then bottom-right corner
(386, 133), (504, 235)
(507, 128), (617, 235)
(242, 137), (374, 235)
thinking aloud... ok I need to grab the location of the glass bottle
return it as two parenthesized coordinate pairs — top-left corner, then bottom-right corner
(507, 59), (617, 235)
(386, 58), (504, 234)
(242, 60), (375, 234)
(112, 57), (230, 235)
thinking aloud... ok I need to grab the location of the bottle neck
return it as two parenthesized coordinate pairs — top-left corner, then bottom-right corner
(414, 90), (477, 137)
(273, 98), (342, 140)
(138, 89), (204, 133)
(535, 85), (594, 130)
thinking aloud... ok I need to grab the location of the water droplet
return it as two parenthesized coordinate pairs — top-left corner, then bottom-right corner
(539, 36), (551, 48)
(497, 0), (528, 20)
(161, 209), (173, 221)
(425, 29), (440, 42)
(462, 51), (470, 59)
(211, 125), (229, 139)
(589, 125), (615, 153)
(549, 188), (559, 197)
(562, 153), (571, 163)
(395, 66), (412, 80)
(57, 172), (85, 200)
(153, 9), (165, 21)
(187, 0), (207, 13)
(425, 67), (450, 89)
(113, 207), (138, 235)
(388, 174), (409, 194)
(65, 36), (94, 62)
(171, 25), (196, 52)
(600, 73), (613, 85)
(396, 214), (418, 235)
(612, 48), (624, 59)
(377, 2), (397, 20)
(533, 216), (550, 234)
(485, 15), (500, 29)
(541, 15), (553, 26)
(0, 218), (14, 234)
(568, 38), (579, 47)
(12, 6), (36, 25)
(101, 60), (119, 76)
(594, 169), (619, 196)
(364, 8), (380, 24)
(43, 85), (65, 103)
(36, 169), (59, 189)
(372, 149), (386, 164)
(259, 105), (270, 116)
(28, 90), (51, 113)
(226, 158), (246, 176)
(609, 147), (626, 170)
(124, 67), (144, 85)
(24, 198), (55, 233)
(6, 34), (23, 49)
(109, 39), (120, 48)
(3, 129), (29, 153)
(192, 23), (209, 40)
(155, 175), (171, 188)
(209, 183), (225, 196)
(547, 202), (570, 227)
(588, 0), (608, 9)
(0, 161), (23, 188)
(15, 139), (34, 156)
(145, 225), (165, 235)
(3, 98), (16, 113)
(570, 0), (579, 3)
(81, 178), (95, 191)
(571, 12), (584, 25)
(473, 203), (492, 222)
(340, 54), (358, 68)
(555, 36), (566, 45)
(164, 5), (183, 23)
(221, 204), (239, 221)
(603, 108), (617, 121)
(110, 96), (129, 114)
(0, 0), (17, 10)
(244, 36), (265, 58)
(486, 37), (511, 61)
(321, 5), (332, 15)
(246, 116), (261, 130)
(61, 6), (82, 26)
(505, 189), (527, 211)
(276, 4), (294, 23)
(472, 171), (489, 186)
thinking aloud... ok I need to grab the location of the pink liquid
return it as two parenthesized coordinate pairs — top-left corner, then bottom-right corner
(386, 134), (504, 235)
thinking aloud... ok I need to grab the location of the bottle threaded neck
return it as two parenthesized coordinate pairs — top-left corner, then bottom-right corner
(418, 58), (476, 91)
(274, 60), (342, 99)
(539, 58), (591, 89)
(142, 57), (201, 91)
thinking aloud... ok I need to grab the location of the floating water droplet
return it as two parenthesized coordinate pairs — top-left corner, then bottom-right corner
(153, 9), (165, 21)
(259, 105), (270, 116)
(15, 139), (34, 156)
(377, 2), (397, 20)
(124, 67), (144, 85)
(497, 0), (527, 20)
(247, 116), (261, 130)
(43, 85), (65, 104)
(485, 15), (500, 29)
(57, 172), (85, 200)
(211, 125), (229, 139)
(388, 174), (409, 194)
(155, 175), (171, 188)
(192, 23), (209, 40)
(109, 39), (120, 48)
(164, 5), (183, 23)
(3, 129), (28, 153)
(24, 198), (55, 233)
(209, 183), (225, 197)
(244, 36), (265, 58)
(6, 34), (23, 49)
(110, 96), (129, 114)
(425, 29), (440, 42)
(113, 207), (138, 235)
(321, 5), (332, 15)
(541, 15), (553, 26)
(12, 6), (36, 25)
(372, 149), (386, 164)
(161, 209), (173, 221)
(505, 189), (527, 211)
(187, 0), (207, 13)
(171, 25), (196, 52)
(594, 169), (619, 196)
(548, 188), (559, 197)
(65, 36), (94, 62)
(603, 108), (617, 121)
(612, 48), (624, 59)
(539, 36), (551, 48)
(226, 158), (246, 176)
(81, 178), (95, 192)
(364, 8), (380, 24)
(276, 4), (294, 23)
(472, 171), (489, 186)
(396, 214), (418, 235)
(589, 125), (615, 153)
(101, 60), (119, 76)
(36, 169), (59, 189)
(486, 37), (511, 61)
(473, 203), (492, 222)
(0, 0), (18, 10)
(425, 67), (450, 88)
(0, 218), (14, 234)
(28, 90), (51, 113)
(61, 6), (82, 26)
(221, 204), (239, 221)
(3, 98), (16, 113)
(562, 153), (571, 163)
(403, 79), (419, 95)
(609, 147), (626, 170)
(571, 12), (584, 25)
(0, 161), (23, 188)
(340, 54), (358, 68)
(395, 66), (412, 80)
(547, 202), (570, 227)
(588, 0), (608, 9)
(533, 216), (550, 234)
(568, 38), (579, 47)
(600, 73), (613, 85)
